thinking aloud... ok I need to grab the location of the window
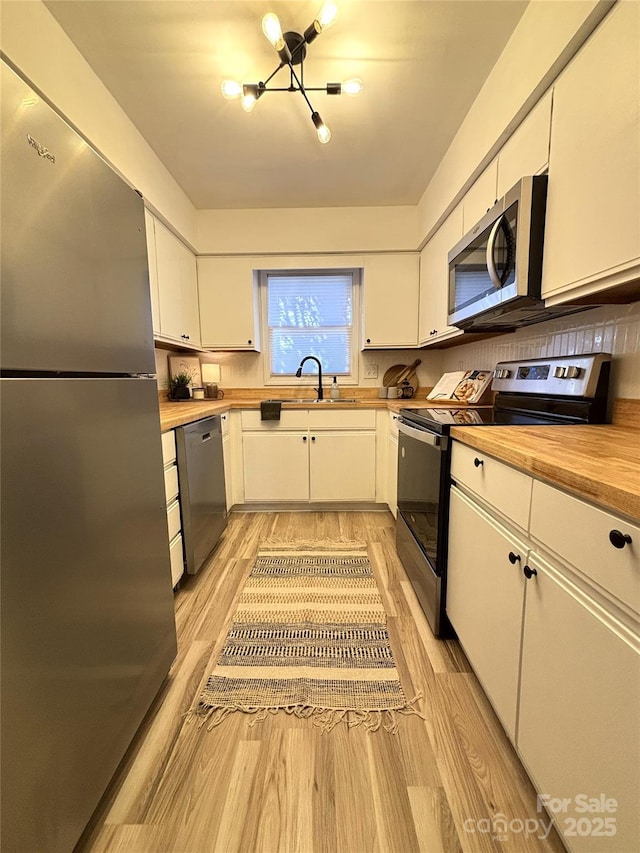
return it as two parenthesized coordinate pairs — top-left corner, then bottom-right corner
(260, 270), (359, 383)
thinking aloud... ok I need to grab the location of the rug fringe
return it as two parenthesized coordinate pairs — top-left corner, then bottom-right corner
(185, 693), (424, 734)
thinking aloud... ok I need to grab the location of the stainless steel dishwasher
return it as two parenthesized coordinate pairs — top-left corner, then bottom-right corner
(175, 416), (227, 574)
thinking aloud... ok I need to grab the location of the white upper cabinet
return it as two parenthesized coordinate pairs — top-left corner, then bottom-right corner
(144, 209), (161, 336)
(542, 2), (640, 304)
(153, 218), (201, 348)
(198, 257), (260, 350)
(496, 90), (552, 199)
(462, 158), (498, 233)
(418, 204), (464, 346)
(361, 254), (419, 348)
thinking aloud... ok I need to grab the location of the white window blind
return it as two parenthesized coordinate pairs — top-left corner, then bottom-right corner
(265, 272), (354, 376)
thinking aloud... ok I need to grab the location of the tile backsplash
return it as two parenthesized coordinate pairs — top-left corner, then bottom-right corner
(441, 302), (640, 402)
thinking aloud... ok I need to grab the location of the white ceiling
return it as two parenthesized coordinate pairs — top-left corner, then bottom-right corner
(44, 0), (528, 210)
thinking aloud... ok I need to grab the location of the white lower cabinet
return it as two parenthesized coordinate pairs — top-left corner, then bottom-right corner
(240, 408), (377, 504)
(448, 440), (640, 853)
(518, 552), (640, 853)
(161, 429), (184, 588)
(387, 412), (399, 517)
(447, 487), (527, 742)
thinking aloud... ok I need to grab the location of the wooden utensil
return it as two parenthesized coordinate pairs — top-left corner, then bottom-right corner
(383, 364), (408, 387)
(394, 358), (421, 386)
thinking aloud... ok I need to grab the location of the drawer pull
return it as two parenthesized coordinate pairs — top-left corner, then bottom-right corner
(508, 551), (521, 565)
(473, 457), (484, 468)
(609, 529), (632, 549)
(523, 565), (537, 579)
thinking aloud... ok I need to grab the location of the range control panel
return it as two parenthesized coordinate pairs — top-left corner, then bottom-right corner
(491, 353), (612, 398)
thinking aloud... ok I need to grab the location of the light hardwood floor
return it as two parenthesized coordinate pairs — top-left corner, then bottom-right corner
(76, 511), (564, 853)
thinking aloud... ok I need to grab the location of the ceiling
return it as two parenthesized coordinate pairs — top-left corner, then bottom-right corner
(44, 1), (528, 211)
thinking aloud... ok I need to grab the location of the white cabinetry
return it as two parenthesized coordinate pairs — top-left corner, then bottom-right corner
(542, 2), (640, 304)
(448, 440), (640, 853)
(152, 218), (201, 348)
(161, 430), (184, 588)
(386, 412), (399, 518)
(362, 254), (419, 348)
(418, 205), (464, 346)
(496, 91), (552, 199)
(462, 159), (498, 234)
(241, 408), (377, 504)
(221, 412), (233, 510)
(198, 257), (260, 350)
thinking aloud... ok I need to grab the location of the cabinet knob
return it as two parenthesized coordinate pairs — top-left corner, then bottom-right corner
(609, 529), (632, 549)
(181, 333), (190, 340)
(248, 339), (252, 345)
(302, 436), (307, 442)
(311, 435), (316, 442)
(508, 551), (521, 565)
(523, 565), (537, 579)
(473, 457), (484, 468)
(366, 338), (371, 344)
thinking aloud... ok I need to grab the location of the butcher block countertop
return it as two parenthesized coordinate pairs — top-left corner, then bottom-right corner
(450, 417), (640, 522)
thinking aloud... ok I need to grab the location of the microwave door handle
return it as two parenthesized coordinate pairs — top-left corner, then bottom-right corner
(398, 420), (441, 447)
(486, 215), (505, 290)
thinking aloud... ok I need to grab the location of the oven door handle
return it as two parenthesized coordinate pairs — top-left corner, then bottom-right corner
(398, 420), (441, 447)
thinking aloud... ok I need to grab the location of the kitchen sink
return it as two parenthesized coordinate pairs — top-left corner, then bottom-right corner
(265, 398), (359, 404)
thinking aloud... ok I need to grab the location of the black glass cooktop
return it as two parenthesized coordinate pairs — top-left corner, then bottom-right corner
(399, 403), (594, 434)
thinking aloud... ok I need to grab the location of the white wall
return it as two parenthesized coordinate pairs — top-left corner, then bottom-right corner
(0, 0), (198, 245)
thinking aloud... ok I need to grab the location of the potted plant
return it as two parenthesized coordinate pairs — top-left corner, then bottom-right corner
(168, 369), (195, 401)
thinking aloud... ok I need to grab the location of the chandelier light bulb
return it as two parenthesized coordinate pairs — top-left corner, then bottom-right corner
(311, 111), (331, 144)
(262, 12), (284, 49)
(342, 78), (363, 96)
(241, 94), (257, 113)
(221, 79), (243, 100)
(316, 2), (338, 31)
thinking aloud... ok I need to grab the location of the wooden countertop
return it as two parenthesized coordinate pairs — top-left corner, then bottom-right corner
(450, 423), (640, 522)
(158, 396), (413, 431)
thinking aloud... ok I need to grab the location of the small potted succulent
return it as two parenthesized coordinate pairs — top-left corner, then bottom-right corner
(168, 369), (195, 401)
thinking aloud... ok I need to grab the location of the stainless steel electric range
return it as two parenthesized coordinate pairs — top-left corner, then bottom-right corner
(395, 353), (612, 637)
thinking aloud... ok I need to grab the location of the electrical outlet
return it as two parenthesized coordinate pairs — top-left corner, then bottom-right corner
(365, 363), (378, 379)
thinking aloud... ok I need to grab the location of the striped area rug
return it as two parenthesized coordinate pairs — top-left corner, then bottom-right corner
(191, 540), (422, 733)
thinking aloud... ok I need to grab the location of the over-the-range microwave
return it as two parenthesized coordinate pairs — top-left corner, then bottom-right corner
(447, 175), (586, 331)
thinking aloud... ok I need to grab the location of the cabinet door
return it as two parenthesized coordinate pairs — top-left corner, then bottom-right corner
(144, 210), (161, 335)
(518, 554), (640, 852)
(387, 433), (398, 517)
(310, 432), (376, 502)
(362, 254), (419, 347)
(198, 257), (260, 350)
(243, 432), (308, 501)
(462, 158), (498, 234)
(155, 220), (200, 346)
(542, 2), (640, 302)
(418, 205), (464, 346)
(497, 91), (552, 199)
(446, 487), (527, 741)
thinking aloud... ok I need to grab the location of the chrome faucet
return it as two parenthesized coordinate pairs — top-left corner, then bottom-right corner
(295, 355), (324, 400)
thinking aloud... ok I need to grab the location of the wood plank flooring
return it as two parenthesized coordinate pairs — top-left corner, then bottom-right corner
(76, 511), (564, 853)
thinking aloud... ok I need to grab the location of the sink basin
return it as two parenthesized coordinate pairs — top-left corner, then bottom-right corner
(264, 398), (359, 404)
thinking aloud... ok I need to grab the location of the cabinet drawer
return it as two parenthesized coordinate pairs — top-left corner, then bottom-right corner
(169, 533), (184, 587)
(451, 441), (532, 530)
(309, 409), (376, 430)
(531, 480), (640, 614)
(167, 499), (181, 541)
(241, 409), (309, 430)
(164, 465), (179, 505)
(161, 430), (176, 465)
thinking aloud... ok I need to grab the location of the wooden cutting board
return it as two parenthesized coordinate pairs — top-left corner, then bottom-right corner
(383, 358), (421, 387)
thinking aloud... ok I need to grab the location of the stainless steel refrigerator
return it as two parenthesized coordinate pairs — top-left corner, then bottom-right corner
(0, 60), (178, 853)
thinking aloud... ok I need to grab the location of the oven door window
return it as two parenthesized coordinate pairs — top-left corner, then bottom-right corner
(397, 429), (443, 572)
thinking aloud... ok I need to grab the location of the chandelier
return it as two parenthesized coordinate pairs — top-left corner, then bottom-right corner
(221, 2), (362, 143)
